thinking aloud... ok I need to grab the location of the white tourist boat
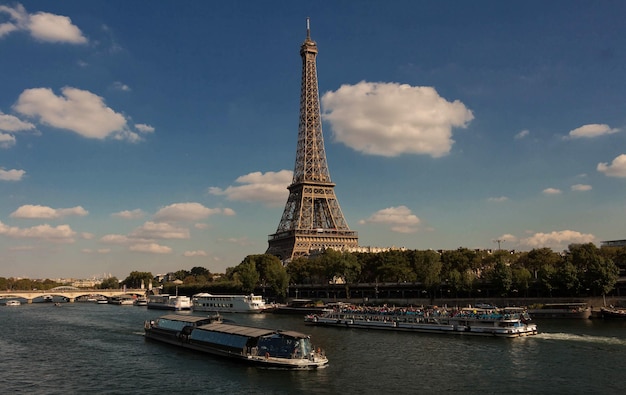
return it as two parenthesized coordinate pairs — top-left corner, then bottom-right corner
(147, 294), (192, 311)
(305, 305), (538, 338)
(109, 296), (136, 305)
(192, 293), (268, 313)
(5, 299), (21, 306)
(144, 314), (328, 369)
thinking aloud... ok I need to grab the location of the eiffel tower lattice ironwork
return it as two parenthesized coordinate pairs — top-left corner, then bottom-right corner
(267, 19), (358, 261)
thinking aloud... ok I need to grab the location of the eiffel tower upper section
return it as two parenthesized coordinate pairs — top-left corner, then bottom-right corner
(267, 19), (358, 262)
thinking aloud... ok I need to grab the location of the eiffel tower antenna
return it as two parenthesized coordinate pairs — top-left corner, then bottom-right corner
(266, 19), (359, 262)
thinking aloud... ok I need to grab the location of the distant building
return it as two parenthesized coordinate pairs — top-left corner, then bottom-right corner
(601, 240), (626, 248)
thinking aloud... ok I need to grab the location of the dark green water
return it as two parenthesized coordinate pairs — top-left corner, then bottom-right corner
(2, 302), (626, 394)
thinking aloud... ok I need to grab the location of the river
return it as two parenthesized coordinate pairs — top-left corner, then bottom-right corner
(1, 301), (625, 394)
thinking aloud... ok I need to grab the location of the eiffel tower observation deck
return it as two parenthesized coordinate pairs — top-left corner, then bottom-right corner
(267, 19), (358, 262)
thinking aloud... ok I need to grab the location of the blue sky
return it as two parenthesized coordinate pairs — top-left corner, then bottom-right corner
(1, 1), (626, 279)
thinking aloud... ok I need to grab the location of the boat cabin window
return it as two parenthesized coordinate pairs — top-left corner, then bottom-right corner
(157, 319), (192, 331)
(190, 329), (249, 349)
(257, 335), (310, 358)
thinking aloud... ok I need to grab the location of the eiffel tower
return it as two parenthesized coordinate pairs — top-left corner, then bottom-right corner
(267, 19), (358, 262)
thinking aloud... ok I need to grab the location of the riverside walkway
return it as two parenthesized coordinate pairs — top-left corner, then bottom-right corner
(0, 286), (146, 303)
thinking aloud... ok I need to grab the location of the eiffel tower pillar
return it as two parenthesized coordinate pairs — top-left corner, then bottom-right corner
(267, 19), (358, 262)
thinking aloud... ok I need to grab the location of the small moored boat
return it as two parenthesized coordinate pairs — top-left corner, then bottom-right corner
(192, 293), (267, 313)
(147, 294), (192, 311)
(528, 303), (591, 319)
(144, 314), (328, 369)
(600, 306), (626, 319)
(5, 300), (21, 306)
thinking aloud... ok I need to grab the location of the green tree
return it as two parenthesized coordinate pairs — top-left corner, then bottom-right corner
(489, 261), (512, 296)
(233, 260), (260, 293)
(121, 271), (153, 289)
(99, 277), (119, 289)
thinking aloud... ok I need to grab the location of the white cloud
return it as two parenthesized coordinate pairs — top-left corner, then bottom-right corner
(0, 220), (76, 242)
(597, 154), (626, 178)
(154, 203), (227, 222)
(487, 196), (509, 203)
(0, 111), (36, 132)
(514, 129), (529, 140)
(0, 133), (16, 148)
(520, 230), (595, 249)
(82, 248), (111, 254)
(10, 204), (88, 219)
(542, 188), (562, 195)
(571, 184), (592, 192)
(0, 168), (25, 183)
(100, 234), (131, 244)
(209, 170), (292, 207)
(566, 124), (620, 139)
(129, 221), (190, 239)
(129, 243), (172, 254)
(135, 123), (155, 133)
(495, 234), (518, 245)
(183, 250), (208, 257)
(112, 81), (131, 92)
(13, 87), (145, 142)
(112, 209), (145, 219)
(0, 4), (87, 44)
(321, 81), (473, 157)
(359, 205), (420, 233)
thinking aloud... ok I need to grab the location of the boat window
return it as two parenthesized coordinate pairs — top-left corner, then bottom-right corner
(157, 319), (190, 331)
(190, 329), (249, 349)
(257, 335), (306, 358)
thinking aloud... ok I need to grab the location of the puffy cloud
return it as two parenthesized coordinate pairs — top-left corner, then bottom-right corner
(571, 184), (592, 192)
(542, 188), (561, 195)
(359, 205), (420, 233)
(495, 234), (518, 245)
(100, 234), (131, 244)
(129, 243), (172, 254)
(13, 87), (146, 142)
(209, 170), (292, 207)
(183, 250), (208, 257)
(129, 221), (190, 239)
(111, 209), (145, 219)
(520, 230), (595, 249)
(0, 4), (87, 44)
(321, 81), (473, 157)
(487, 196), (509, 203)
(10, 204), (88, 219)
(0, 133), (16, 148)
(0, 112), (36, 132)
(0, 220), (76, 242)
(597, 154), (626, 178)
(514, 129), (529, 140)
(566, 124), (620, 139)
(135, 123), (155, 133)
(154, 202), (227, 222)
(0, 168), (26, 181)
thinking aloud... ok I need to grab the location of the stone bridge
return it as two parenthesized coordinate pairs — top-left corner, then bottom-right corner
(0, 286), (147, 303)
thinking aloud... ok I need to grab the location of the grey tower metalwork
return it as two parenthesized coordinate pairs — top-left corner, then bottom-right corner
(267, 19), (358, 261)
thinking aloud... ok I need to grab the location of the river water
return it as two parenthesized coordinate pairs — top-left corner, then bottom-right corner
(1, 301), (625, 394)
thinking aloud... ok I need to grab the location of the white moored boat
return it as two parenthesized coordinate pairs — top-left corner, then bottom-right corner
(192, 293), (267, 313)
(305, 305), (538, 338)
(5, 300), (21, 306)
(144, 314), (328, 369)
(147, 294), (192, 311)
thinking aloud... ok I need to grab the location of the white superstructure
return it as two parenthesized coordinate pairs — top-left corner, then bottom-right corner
(192, 293), (267, 313)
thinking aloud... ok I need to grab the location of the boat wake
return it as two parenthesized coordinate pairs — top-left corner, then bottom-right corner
(536, 332), (626, 346)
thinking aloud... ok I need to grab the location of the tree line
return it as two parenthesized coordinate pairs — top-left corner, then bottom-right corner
(3, 243), (623, 299)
